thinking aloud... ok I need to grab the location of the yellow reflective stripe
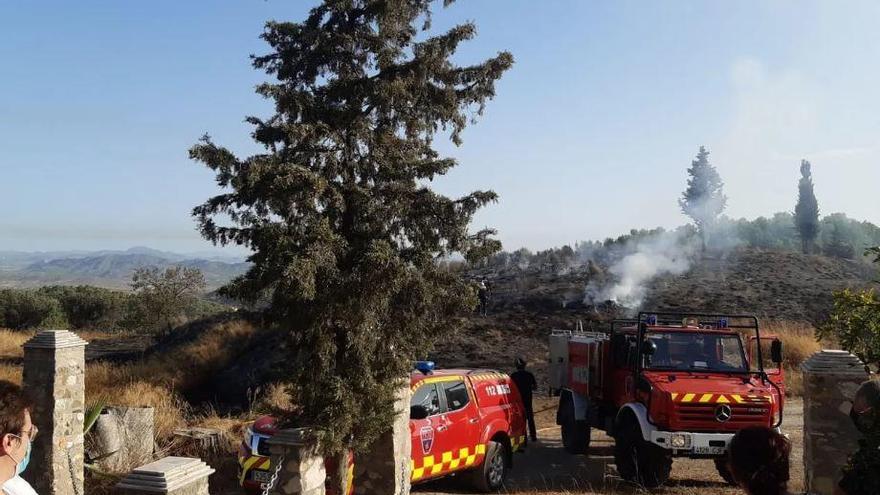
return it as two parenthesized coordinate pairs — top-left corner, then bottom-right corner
(412, 444), (488, 481)
(681, 393), (696, 402)
(411, 375), (463, 390)
(732, 394), (745, 403)
(716, 395), (730, 404)
(671, 393), (679, 401)
(239, 456), (268, 485)
(699, 394), (714, 403)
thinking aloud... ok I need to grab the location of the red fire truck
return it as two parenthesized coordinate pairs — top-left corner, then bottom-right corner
(239, 363), (527, 492)
(550, 312), (785, 487)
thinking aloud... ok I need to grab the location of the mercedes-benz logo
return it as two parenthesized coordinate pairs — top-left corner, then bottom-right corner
(715, 404), (732, 422)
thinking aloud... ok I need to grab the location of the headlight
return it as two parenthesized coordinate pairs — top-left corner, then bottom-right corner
(243, 426), (254, 450)
(670, 433), (691, 449)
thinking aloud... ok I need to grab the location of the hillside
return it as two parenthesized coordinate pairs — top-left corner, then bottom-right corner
(135, 247), (878, 407)
(0, 248), (249, 289)
(643, 249), (877, 322)
(429, 247), (877, 378)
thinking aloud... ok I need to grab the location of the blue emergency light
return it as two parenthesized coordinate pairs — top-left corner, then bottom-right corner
(645, 314), (658, 326)
(415, 361), (435, 375)
(717, 318), (729, 329)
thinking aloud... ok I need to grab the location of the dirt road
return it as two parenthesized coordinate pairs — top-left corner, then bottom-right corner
(416, 397), (804, 495)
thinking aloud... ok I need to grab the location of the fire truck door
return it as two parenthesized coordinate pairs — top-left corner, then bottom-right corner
(410, 382), (445, 480)
(436, 379), (481, 473)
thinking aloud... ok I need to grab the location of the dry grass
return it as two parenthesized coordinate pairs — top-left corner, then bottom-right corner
(0, 362), (21, 384)
(0, 329), (32, 358)
(761, 321), (823, 396)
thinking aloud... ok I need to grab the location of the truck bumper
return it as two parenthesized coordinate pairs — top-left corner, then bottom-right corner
(649, 431), (734, 457)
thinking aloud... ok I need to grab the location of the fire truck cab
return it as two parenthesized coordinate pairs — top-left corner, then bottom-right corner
(550, 312), (784, 487)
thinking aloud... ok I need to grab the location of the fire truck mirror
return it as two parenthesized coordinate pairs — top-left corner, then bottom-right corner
(770, 339), (783, 364)
(410, 405), (430, 420)
(641, 340), (657, 356)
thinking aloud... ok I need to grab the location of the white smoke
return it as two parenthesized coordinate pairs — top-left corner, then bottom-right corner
(584, 231), (699, 308)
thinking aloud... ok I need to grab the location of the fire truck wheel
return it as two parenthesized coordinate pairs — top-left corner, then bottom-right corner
(613, 419), (672, 488)
(559, 397), (591, 454)
(469, 440), (508, 492)
(714, 458), (737, 485)
(561, 417), (591, 454)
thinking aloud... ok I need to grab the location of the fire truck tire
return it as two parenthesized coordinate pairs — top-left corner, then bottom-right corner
(561, 417), (591, 454)
(469, 440), (508, 492)
(613, 420), (672, 488)
(714, 458), (737, 485)
(559, 397), (591, 454)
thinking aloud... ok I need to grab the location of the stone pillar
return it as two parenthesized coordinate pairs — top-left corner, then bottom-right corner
(353, 384), (411, 495)
(802, 350), (869, 495)
(22, 330), (88, 495)
(266, 428), (326, 495)
(115, 456), (214, 495)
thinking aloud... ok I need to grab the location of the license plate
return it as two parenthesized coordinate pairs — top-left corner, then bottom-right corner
(252, 470), (272, 483)
(693, 446), (725, 455)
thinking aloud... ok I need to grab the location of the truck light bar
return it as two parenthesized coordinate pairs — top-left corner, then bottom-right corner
(415, 361), (435, 375)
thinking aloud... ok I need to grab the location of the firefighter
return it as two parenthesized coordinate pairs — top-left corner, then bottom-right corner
(836, 379), (880, 495)
(511, 357), (537, 442)
(477, 279), (490, 317)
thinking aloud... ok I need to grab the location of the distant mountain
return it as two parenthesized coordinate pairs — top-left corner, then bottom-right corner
(0, 248), (250, 290)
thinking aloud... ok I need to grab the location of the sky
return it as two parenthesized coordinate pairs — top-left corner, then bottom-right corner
(2, 1), (880, 254)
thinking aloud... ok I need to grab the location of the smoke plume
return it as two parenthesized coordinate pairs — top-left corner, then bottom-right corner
(584, 230), (699, 308)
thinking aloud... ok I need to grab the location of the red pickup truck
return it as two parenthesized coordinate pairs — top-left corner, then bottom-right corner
(239, 363), (528, 492)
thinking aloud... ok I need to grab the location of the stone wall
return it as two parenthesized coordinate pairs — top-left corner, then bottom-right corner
(22, 330), (88, 495)
(802, 350), (869, 495)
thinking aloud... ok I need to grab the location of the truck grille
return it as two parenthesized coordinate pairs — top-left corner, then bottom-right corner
(673, 399), (771, 432)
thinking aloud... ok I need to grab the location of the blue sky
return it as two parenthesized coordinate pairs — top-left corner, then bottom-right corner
(2, 1), (880, 254)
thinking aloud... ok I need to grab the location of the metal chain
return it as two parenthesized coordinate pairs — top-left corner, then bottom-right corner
(260, 454), (286, 495)
(67, 447), (82, 495)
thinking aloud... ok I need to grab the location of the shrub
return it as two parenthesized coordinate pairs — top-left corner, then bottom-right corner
(817, 288), (880, 370)
(0, 289), (67, 329)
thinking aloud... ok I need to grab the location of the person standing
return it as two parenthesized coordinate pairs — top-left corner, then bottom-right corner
(727, 426), (794, 495)
(0, 380), (38, 495)
(836, 379), (880, 495)
(477, 280), (490, 316)
(511, 357), (537, 442)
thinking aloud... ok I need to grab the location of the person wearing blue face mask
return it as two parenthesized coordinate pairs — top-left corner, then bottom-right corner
(0, 381), (37, 495)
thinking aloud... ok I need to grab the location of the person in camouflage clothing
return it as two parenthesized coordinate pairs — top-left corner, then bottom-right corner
(837, 379), (880, 495)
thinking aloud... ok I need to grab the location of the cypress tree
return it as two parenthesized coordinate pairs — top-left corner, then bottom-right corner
(794, 159), (820, 254)
(679, 146), (727, 250)
(189, 0), (512, 486)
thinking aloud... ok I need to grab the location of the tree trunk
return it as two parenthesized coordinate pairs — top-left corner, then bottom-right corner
(326, 449), (350, 495)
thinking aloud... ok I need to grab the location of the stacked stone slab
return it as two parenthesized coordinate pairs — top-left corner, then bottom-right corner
(353, 384), (412, 495)
(115, 456), (214, 495)
(266, 428), (327, 495)
(802, 350), (869, 495)
(22, 330), (88, 495)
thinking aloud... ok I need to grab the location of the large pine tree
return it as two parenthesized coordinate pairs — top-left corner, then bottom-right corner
(189, 0), (512, 479)
(679, 146), (727, 250)
(794, 159), (820, 254)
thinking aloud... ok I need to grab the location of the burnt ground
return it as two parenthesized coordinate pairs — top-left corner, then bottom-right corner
(416, 397), (805, 495)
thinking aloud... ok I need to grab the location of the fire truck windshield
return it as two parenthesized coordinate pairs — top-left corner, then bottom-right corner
(644, 331), (747, 372)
